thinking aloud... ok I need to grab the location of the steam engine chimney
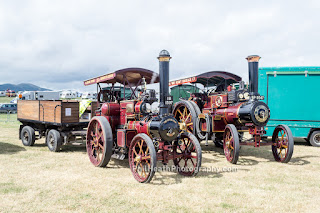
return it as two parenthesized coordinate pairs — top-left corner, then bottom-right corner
(246, 55), (261, 96)
(158, 50), (171, 115)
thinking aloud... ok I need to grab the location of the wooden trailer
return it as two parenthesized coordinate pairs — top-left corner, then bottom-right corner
(17, 100), (97, 152)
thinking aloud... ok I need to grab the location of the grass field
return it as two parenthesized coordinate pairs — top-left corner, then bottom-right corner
(0, 96), (16, 103)
(0, 97), (319, 212)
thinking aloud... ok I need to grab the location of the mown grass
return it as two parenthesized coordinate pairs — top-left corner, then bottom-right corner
(0, 118), (320, 212)
(0, 96), (15, 103)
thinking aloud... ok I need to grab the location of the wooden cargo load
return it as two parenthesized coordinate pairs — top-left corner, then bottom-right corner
(18, 100), (80, 123)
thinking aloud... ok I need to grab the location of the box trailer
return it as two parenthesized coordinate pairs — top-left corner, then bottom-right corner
(17, 100), (97, 152)
(258, 66), (320, 146)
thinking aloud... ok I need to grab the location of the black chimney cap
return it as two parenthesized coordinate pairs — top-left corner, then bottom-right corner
(159, 50), (170, 57)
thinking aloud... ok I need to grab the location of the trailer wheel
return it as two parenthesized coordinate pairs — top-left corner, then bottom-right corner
(129, 133), (157, 183)
(21, 126), (35, 146)
(173, 132), (202, 176)
(46, 129), (62, 152)
(86, 116), (113, 167)
(223, 124), (240, 164)
(308, 131), (320, 147)
(173, 100), (198, 136)
(272, 125), (294, 163)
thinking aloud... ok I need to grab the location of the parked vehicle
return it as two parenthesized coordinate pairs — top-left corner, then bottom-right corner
(60, 90), (78, 99)
(17, 100), (97, 151)
(6, 90), (16, 97)
(81, 92), (97, 99)
(0, 103), (17, 113)
(170, 55), (294, 164)
(18, 91), (60, 100)
(83, 50), (202, 183)
(258, 66), (320, 147)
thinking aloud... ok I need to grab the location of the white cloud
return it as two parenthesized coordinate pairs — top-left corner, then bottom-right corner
(0, 0), (319, 90)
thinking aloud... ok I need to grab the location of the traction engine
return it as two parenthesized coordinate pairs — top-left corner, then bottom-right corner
(85, 50), (202, 183)
(172, 55), (294, 164)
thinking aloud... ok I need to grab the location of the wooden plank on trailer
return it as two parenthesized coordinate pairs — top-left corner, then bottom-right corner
(17, 100), (40, 121)
(39, 100), (62, 123)
(61, 101), (79, 123)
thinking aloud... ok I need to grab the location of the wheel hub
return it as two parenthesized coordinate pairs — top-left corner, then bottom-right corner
(179, 122), (186, 131)
(314, 134), (320, 144)
(134, 155), (141, 162)
(24, 132), (28, 140)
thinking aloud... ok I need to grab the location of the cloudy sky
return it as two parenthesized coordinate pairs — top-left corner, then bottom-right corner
(0, 0), (319, 91)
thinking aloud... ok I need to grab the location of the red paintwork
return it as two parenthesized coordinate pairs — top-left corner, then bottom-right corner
(117, 129), (137, 147)
(119, 101), (136, 125)
(169, 76), (197, 86)
(101, 103), (120, 116)
(134, 101), (143, 113)
(127, 121), (149, 135)
(202, 94), (228, 109)
(191, 91), (267, 146)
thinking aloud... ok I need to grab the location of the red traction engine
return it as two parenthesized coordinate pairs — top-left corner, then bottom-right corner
(172, 55), (294, 164)
(84, 50), (202, 183)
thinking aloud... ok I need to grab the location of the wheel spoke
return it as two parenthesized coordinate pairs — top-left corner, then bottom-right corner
(183, 107), (187, 118)
(190, 158), (196, 167)
(138, 140), (143, 155)
(176, 109), (183, 117)
(185, 113), (191, 122)
(98, 143), (104, 150)
(140, 163), (146, 177)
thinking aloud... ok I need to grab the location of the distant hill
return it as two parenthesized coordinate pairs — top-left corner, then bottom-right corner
(0, 83), (51, 91)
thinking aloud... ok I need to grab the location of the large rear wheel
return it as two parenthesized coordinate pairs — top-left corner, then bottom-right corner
(129, 134), (157, 183)
(272, 125), (294, 163)
(173, 100), (197, 136)
(86, 116), (113, 167)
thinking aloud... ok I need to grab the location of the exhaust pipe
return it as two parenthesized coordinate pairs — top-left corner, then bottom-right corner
(158, 50), (171, 115)
(246, 55), (261, 96)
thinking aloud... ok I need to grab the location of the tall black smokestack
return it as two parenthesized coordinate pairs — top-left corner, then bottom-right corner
(246, 55), (261, 96)
(158, 50), (171, 115)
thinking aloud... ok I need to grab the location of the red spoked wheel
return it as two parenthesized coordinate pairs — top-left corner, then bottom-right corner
(173, 100), (198, 135)
(129, 133), (157, 183)
(86, 116), (113, 167)
(223, 124), (240, 164)
(272, 125), (294, 163)
(173, 132), (202, 176)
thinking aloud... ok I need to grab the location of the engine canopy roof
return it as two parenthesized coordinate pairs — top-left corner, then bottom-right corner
(169, 71), (241, 87)
(84, 67), (160, 86)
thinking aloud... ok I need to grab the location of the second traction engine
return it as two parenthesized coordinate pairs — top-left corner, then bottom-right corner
(172, 55), (294, 164)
